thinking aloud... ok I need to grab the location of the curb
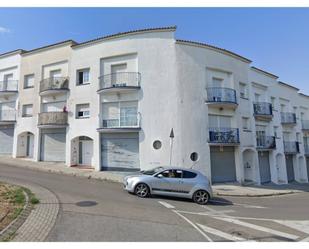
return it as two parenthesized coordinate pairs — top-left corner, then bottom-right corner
(214, 190), (299, 197)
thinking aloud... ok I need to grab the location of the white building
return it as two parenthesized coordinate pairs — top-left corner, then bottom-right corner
(0, 26), (309, 185)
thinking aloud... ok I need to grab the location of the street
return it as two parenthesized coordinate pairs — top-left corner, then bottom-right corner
(1, 163), (309, 242)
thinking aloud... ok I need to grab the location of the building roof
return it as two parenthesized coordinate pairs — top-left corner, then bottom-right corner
(72, 26), (177, 49)
(175, 39), (252, 63)
(251, 66), (278, 79)
(278, 81), (300, 91)
(21, 40), (77, 56)
(0, 49), (25, 59)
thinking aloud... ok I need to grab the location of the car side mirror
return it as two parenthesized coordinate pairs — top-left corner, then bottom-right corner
(157, 174), (163, 178)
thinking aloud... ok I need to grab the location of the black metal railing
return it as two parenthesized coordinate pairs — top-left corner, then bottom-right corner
(283, 141), (300, 154)
(39, 77), (69, 93)
(102, 113), (140, 128)
(0, 109), (16, 121)
(302, 120), (309, 130)
(281, 112), (296, 124)
(209, 128), (239, 144)
(98, 72), (141, 90)
(253, 102), (273, 116)
(0, 80), (18, 92)
(38, 112), (68, 126)
(256, 136), (276, 149)
(206, 87), (237, 104)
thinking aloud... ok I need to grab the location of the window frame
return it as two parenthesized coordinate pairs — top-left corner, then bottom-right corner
(76, 103), (90, 119)
(76, 68), (90, 86)
(24, 74), (35, 89)
(22, 104), (33, 117)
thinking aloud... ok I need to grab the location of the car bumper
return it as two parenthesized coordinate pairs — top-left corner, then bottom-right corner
(123, 180), (135, 192)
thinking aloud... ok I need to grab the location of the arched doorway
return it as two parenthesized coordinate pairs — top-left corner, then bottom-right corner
(276, 153), (285, 183)
(71, 136), (93, 167)
(243, 149), (256, 183)
(17, 132), (34, 158)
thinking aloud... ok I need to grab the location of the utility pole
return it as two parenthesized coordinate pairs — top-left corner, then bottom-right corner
(169, 128), (174, 166)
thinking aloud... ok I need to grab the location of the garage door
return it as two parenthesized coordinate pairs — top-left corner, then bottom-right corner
(210, 147), (236, 183)
(40, 129), (66, 162)
(101, 133), (139, 171)
(306, 158), (309, 181)
(0, 126), (14, 154)
(258, 152), (271, 184)
(285, 156), (295, 182)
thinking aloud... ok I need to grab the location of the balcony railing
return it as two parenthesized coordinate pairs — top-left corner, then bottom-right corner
(256, 136), (276, 150)
(253, 102), (273, 116)
(102, 113), (140, 129)
(281, 112), (296, 124)
(206, 87), (237, 104)
(302, 120), (309, 130)
(0, 80), (18, 92)
(38, 112), (68, 126)
(98, 72), (141, 90)
(209, 127), (240, 144)
(39, 77), (69, 93)
(0, 110), (16, 122)
(283, 141), (300, 154)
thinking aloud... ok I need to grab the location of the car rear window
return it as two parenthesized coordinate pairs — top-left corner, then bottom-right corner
(183, 171), (197, 178)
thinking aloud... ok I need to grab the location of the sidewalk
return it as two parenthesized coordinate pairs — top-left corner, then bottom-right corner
(213, 182), (309, 197)
(0, 156), (129, 183)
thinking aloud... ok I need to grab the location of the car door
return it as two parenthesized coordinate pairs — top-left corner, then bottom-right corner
(180, 170), (198, 194)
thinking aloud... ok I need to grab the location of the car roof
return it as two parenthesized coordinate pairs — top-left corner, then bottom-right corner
(158, 166), (201, 174)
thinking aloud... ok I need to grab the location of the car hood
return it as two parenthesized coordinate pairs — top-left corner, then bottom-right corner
(123, 173), (152, 181)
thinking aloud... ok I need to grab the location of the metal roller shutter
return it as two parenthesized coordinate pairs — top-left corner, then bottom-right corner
(0, 126), (14, 154)
(210, 147), (236, 183)
(285, 156), (295, 182)
(306, 158), (309, 181)
(258, 151), (271, 184)
(101, 133), (139, 171)
(40, 128), (66, 162)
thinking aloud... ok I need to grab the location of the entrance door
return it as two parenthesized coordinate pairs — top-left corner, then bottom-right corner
(41, 129), (66, 162)
(306, 157), (309, 181)
(286, 156), (295, 182)
(258, 151), (271, 183)
(26, 133), (34, 158)
(79, 140), (93, 165)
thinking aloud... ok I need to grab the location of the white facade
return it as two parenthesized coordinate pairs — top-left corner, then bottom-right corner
(1, 26), (309, 185)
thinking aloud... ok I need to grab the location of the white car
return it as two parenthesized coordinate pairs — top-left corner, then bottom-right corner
(123, 167), (213, 205)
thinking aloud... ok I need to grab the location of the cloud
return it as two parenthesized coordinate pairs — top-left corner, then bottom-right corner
(0, 26), (11, 34)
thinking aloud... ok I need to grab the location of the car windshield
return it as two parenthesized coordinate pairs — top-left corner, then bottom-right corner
(140, 167), (164, 175)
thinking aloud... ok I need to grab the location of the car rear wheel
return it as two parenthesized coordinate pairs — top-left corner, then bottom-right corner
(134, 183), (150, 198)
(193, 190), (209, 205)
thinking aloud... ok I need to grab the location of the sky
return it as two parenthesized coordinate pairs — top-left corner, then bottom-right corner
(0, 7), (309, 94)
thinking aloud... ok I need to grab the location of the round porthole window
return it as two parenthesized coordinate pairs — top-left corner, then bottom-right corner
(153, 140), (162, 150)
(190, 152), (199, 162)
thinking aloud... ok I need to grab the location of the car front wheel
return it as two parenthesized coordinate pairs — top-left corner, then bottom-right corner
(193, 190), (209, 205)
(134, 183), (150, 198)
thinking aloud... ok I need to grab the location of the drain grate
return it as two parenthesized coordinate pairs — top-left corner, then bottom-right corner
(75, 201), (98, 207)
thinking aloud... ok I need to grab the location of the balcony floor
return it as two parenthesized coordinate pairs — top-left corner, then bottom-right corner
(97, 127), (141, 133)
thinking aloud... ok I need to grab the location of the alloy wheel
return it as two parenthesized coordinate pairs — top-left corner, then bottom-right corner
(193, 190), (209, 205)
(135, 183), (149, 198)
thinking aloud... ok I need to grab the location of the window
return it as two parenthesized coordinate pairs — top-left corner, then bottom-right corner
(49, 69), (61, 78)
(24, 74), (34, 88)
(183, 171), (197, 179)
(159, 170), (182, 178)
(77, 68), (90, 85)
(76, 104), (90, 119)
(242, 117), (250, 130)
(296, 132), (300, 142)
(153, 140), (162, 150)
(274, 126), (279, 138)
(212, 77), (223, 86)
(271, 97), (276, 110)
(293, 106), (298, 118)
(190, 152), (199, 162)
(22, 104), (33, 117)
(209, 115), (231, 128)
(111, 64), (127, 86)
(239, 82), (248, 99)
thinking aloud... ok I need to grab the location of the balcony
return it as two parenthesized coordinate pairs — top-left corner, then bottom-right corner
(209, 128), (240, 145)
(98, 113), (141, 133)
(281, 112), (296, 125)
(39, 77), (69, 96)
(0, 110), (16, 124)
(97, 72), (141, 94)
(253, 102), (273, 121)
(0, 80), (18, 96)
(256, 136), (276, 150)
(283, 141), (300, 154)
(38, 112), (68, 128)
(301, 120), (309, 131)
(206, 87), (237, 109)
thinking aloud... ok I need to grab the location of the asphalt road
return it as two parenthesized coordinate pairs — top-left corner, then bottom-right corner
(1, 163), (309, 242)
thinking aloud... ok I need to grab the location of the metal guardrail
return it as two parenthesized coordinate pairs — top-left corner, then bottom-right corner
(283, 141), (300, 154)
(281, 112), (296, 124)
(99, 72), (141, 90)
(39, 77), (69, 93)
(253, 102), (273, 116)
(206, 87), (237, 104)
(102, 113), (140, 128)
(209, 127), (240, 144)
(256, 135), (276, 149)
(0, 109), (16, 121)
(38, 112), (68, 126)
(0, 80), (18, 92)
